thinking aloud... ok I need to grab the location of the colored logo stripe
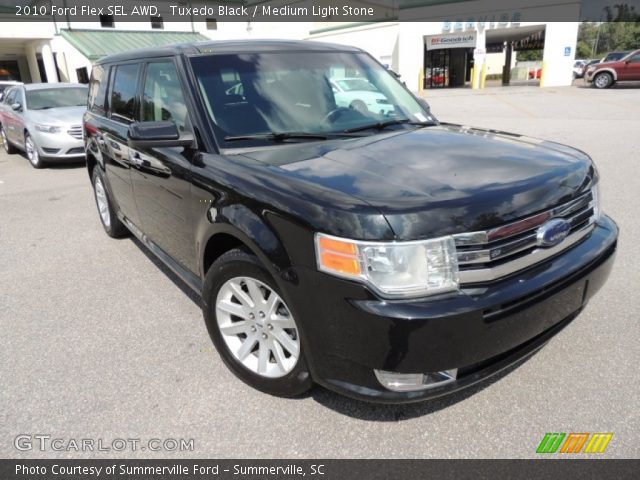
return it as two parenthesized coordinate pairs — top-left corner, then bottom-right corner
(536, 433), (565, 453)
(583, 433), (613, 454)
(560, 433), (589, 453)
(536, 432), (613, 454)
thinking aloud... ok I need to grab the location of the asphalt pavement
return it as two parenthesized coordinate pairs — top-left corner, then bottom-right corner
(1, 84), (638, 459)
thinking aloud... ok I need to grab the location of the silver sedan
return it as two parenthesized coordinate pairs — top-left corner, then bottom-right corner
(0, 83), (87, 168)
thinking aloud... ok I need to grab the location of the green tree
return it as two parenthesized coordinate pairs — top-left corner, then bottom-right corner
(516, 50), (543, 61)
(577, 20), (640, 59)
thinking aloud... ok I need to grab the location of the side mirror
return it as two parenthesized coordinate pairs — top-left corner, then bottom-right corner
(127, 121), (195, 149)
(11, 102), (22, 112)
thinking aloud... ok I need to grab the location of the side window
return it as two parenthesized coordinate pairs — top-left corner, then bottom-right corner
(4, 88), (16, 105)
(14, 88), (24, 106)
(141, 61), (189, 131)
(88, 65), (108, 114)
(629, 54), (640, 63)
(110, 63), (140, 124)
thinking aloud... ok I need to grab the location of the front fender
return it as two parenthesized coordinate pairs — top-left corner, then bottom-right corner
(196, 204), (292, 281)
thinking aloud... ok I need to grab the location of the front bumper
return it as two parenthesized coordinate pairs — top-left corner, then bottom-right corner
(287, 216), (617, 403)
(32, 130), (85, 161)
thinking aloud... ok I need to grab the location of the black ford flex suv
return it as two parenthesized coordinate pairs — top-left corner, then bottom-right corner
(84, 40), (617, 403)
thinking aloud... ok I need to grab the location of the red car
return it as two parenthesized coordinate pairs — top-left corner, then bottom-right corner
(528, 68), (542, 80)
(585, 49), (640, 88)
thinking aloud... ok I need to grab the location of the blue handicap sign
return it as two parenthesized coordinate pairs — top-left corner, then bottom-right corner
(564, 47), (571, 56)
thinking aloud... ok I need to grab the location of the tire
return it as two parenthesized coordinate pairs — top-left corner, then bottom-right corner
(91, 167), (129, 238)
(593, 72), (613, 89)
(0, 124), (17, 154)
(202, 249), (313, 397)
(24, 132), (45, 168)
(350, 100), (368, 114)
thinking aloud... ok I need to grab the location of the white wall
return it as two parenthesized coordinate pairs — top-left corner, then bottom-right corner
(308, 23), (400, 69)
(50, 36), (93, 83)
(541, 22), (579, 87)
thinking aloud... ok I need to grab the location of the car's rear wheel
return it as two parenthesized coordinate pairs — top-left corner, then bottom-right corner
(25, 132), (45, 168)
(203, 249), (313, 397)
(0, 124), (17, 154)
(593, 72), (613, 89)
(91, 168), (129, 238)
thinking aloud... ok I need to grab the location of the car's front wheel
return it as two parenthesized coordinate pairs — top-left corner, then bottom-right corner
(0, 124), (17, 154)
(593, 72), (613, 89)
(91, 168), (129, 238)
(203, 249), (313, 397)
(24, 132), (45, 168)
(350, 100), (368, 114)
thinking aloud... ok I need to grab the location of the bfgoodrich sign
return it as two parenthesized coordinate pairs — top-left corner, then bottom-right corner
(426, 32), (476, 50)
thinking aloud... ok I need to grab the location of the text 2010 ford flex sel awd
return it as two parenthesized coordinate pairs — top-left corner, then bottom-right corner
(83, 40), (617, 403)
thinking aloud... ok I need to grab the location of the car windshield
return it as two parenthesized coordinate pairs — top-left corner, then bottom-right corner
(190, 51), (433, 146)
(336, 78), (377, 92)
(26, 87), (88, 110)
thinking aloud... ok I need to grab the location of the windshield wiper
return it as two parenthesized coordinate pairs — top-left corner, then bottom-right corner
(344, 118), (437, 133)
(224, 131), (360, 142)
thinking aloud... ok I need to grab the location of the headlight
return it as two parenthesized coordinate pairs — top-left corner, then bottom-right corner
(35, 124), (62, 134)
(315, 233), (459, 298)
(591, 184), (601, 221)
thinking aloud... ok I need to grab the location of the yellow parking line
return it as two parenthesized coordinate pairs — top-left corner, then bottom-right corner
(487, 93), (537, 118)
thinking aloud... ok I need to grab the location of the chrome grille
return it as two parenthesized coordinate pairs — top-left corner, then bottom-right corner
(67, 125), (83, 140)
(454, 190), (596, 284)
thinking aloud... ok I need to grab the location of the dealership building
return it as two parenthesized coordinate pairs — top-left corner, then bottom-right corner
(0, 0), (580, 92)
(308, 0), (582, 91)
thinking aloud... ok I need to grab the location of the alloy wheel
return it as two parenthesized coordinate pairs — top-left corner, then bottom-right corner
(215, 276), (300, 378)
(94, 176), (111, 228)
(25, 135), (40, 167)
(1, 127), (8, 152)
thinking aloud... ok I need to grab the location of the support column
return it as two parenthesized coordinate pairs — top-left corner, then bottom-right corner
(26, 43), (41, 83)
(41, 43), (58, 83)
(472, 25), (486, 90)
(502, 42), (512, 86)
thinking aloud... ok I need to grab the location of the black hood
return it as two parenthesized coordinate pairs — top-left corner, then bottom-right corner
(238, 124), (596, 240)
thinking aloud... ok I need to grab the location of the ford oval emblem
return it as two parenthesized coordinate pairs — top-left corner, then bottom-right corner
(537, 218), (571, 247)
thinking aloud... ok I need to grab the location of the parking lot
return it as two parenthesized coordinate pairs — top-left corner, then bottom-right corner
(1, 85), (638, 459)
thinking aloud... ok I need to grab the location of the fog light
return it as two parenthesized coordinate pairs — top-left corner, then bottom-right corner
(374, 368), (458, 392)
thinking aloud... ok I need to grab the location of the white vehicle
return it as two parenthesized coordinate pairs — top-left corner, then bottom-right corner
(330, 77), (394, 116)
(573, 60), (587, 79)
(0, 81), (22, 102)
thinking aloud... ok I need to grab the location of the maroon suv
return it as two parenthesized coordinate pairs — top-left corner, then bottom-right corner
(585, 49), (640, 88)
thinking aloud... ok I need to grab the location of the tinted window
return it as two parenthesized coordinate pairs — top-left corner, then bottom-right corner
(142, 61), (188, 131)
(629, 54), (640, 63)
(25, 87), (87, 110)
(88, 65), (108, 115)
(110, 64), (140, 124)
(190, 52), (427, 144)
